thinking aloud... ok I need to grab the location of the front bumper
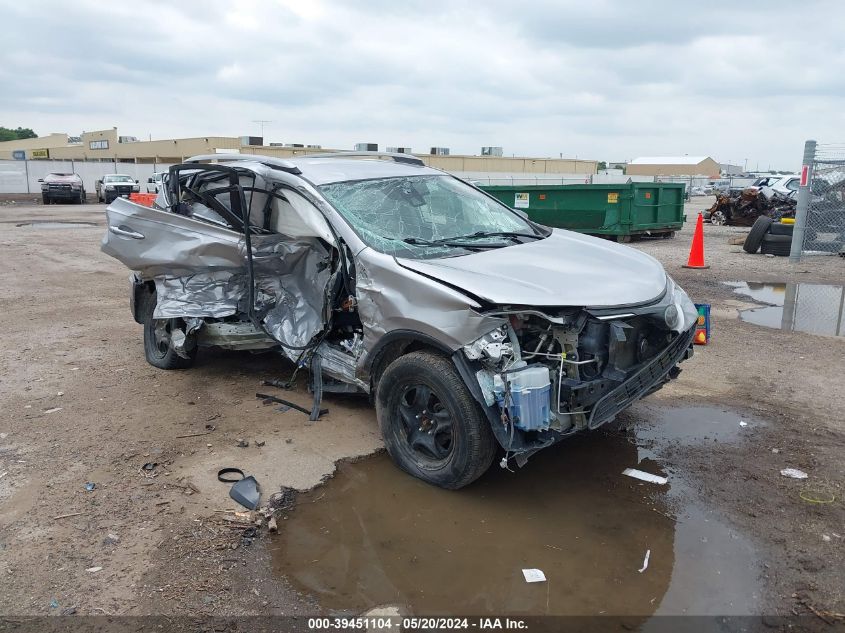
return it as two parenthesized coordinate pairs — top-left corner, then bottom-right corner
(44, 187), (80, 200)
(587, 324), (695, 428)
(105, 187), (135, 202)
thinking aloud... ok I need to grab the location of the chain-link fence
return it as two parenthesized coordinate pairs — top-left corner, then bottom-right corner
(790, 140), (845, 259)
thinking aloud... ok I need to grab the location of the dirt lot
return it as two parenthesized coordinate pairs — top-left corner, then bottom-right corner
(0, 199), (843, 624)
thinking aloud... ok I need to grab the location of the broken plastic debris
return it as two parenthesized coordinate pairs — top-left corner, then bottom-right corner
(521, 568), (546, 583)
(739, 421), (748, 427)
(84, 482), (96, 491)
(638, 549), (651, 573)
(623, 468), (668, 485)
(86, 566), (103, 573)
(780, 468), (808, 479)
(44, 407), (63, 414)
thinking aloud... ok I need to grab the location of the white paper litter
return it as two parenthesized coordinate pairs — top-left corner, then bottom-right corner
(43, 407), (63, 414)
(86, 566), (103, 573)
(780, 468), (808, 479)
(623, 468), (668, 485)
(638, 549), (651, 573)
(522, 568), (546, 583)
(739, 421), (748, 427)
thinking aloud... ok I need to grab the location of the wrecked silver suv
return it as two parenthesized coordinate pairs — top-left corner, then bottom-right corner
(102, 153), (698, 489)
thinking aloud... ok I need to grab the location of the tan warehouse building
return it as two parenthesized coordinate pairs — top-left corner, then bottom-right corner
(626, 156), (721, 178)
(0, 127), (597, 175)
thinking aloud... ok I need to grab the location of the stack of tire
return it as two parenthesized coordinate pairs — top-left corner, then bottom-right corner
(743, 217), (793, 256)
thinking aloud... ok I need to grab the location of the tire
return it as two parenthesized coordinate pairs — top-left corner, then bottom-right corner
(769, 222), (794, 236)
(743, 216), (773, 254)
(710, 210), (727, 226)
(376, 351), (496, 489)
(760, 233), (792, 256)
(42, 195), (49, 205)
(616, 235), (632, 243)
(141, 292), (197, 370)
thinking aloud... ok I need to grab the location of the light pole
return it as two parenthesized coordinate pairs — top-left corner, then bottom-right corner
(252, 120), (272, 143)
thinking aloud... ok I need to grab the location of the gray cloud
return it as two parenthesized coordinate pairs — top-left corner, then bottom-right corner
(1, 0), (842, 167)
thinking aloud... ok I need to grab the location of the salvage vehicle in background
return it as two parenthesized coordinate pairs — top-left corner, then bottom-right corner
(759, 174), (800, 201)
(101, 153), (698, 489)
(95, 174), (140, 203)
(39, 172), (86, 204)
(146, 172), (165, 194)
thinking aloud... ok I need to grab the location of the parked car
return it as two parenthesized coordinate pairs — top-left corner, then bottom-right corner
(101, 153), (698, 489)
(39, 172), (86, 204)
(95, 174), (140, 203)
(760, 174), (800, 201)
(146, 172), (165, 194)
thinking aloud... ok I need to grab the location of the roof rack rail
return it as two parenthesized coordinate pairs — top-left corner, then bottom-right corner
(184, 154), (302, 175)
(306, 151), (425, 167)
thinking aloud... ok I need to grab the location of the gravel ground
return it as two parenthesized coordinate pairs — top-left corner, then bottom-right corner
(0, 198), (842, 622)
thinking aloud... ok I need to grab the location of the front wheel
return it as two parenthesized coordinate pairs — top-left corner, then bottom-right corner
(710, 210), (727, 226)
(376, 351), (496, 489)
(141, 292), (197, 370)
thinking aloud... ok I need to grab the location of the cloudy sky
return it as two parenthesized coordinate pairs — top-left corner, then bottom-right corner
(1, 0), (842, 169)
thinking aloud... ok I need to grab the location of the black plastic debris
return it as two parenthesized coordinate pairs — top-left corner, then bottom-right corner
(217, 468), (261, 510)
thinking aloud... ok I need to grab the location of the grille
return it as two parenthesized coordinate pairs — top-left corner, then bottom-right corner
(48, 184), (72, 191)
(588, 325), (695, 427)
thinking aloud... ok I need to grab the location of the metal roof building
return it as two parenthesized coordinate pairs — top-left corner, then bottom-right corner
(626, 156), (721, 178)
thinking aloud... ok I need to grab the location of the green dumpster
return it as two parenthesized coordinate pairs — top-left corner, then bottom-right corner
(480, 183), (686, 241)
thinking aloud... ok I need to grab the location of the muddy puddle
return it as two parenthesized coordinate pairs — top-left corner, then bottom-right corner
(16, 221), (98, 229)
(726, 281), (845, 337)
(272, 405), (761, 617)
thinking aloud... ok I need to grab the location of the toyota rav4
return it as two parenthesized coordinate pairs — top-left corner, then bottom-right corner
(101, 153), (698, 489)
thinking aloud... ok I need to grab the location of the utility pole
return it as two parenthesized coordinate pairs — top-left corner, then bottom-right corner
(743, 158), (748, 172)
(252, 120), (272, 142)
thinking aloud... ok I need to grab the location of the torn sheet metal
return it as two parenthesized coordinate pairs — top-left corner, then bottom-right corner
(153, 271), (244, 318)
(248, 235), (332, 353)
(104, 196), (333, 353)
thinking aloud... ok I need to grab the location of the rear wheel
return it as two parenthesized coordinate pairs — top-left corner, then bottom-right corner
(141, 292), (196, 370)
(710, 210), (727, 226)
(376, 351), (495, 489)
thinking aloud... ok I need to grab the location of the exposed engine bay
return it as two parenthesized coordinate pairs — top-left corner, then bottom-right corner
(461, 296), (696, 463)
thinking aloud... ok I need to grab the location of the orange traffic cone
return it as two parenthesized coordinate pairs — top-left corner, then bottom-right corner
(682, 212), (709, 269)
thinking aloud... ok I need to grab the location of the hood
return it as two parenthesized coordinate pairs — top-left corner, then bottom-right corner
(396, 229), (667, 308)
(44, 174), (81, 184)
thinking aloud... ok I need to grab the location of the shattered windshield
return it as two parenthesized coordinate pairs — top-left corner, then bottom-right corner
(319, 175), (543, 259)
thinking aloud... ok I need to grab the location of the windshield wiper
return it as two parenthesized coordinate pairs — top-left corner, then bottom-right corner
(451, 230), (545, 241)
(402, 237), (492, 249)
(404, 231), (543, 247)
